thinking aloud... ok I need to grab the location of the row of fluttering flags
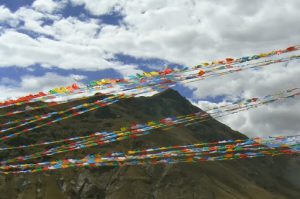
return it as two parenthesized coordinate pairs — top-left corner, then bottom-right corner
(0, 85), (298, 143)
(0, 86), (177, 143)
(1, 52), (297, 117)
(0, 86), (167, 140)
(0, 45), (299, 174)
(0, 45), (299, 111)
(0, 135), (299, 174)
(0, 88), (299, 166)
(0, 51), (299, 138)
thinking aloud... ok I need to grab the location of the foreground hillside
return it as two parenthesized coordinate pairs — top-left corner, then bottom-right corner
(0, 89), (299, 199)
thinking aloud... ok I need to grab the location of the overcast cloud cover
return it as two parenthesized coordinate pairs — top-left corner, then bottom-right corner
(0, 0), (299, 137)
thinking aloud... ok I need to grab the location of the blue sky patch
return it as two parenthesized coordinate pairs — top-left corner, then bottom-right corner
(61, 3), (89, 19)
(62, 3), (124, 26)
(114, 53), (187, 71)
(0, 65), (124, 86)
(1, 0), (34, 12)
(99, 11), (124, 26)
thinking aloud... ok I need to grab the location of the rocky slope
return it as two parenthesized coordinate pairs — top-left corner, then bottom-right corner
(0, 89), (299, 199)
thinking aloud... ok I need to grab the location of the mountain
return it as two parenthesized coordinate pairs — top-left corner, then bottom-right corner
(0, 89), (299, 199)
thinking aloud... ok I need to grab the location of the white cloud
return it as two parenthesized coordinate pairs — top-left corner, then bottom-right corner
(44, 17), (102, 43)
(1, 0), (299, 71)
(69, 74), (86, 81)
(189, 58), (300, 137)
(0, 30), (118, 70)
(32, 0), (67, 14)
(126, 0), (299, 64)
(0, 5), (14, 22)
(0, 7), (139, 71)
(0, 77), (18, 86)
(0, 72), (86, 100)
(69, 0), (123, 16)
(0, 5), (20, 27)
(219, 99), (300, 137)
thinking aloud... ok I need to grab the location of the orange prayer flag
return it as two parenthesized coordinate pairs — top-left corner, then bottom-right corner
(198, 70), (205, 76)
(286, 46), (297, 52)
(226, 58), (234, 63)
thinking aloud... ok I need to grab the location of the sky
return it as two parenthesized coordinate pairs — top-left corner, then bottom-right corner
(0, 0), (300, 137)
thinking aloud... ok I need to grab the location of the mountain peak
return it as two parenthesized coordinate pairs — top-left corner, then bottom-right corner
(154, 88), (183, 99)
